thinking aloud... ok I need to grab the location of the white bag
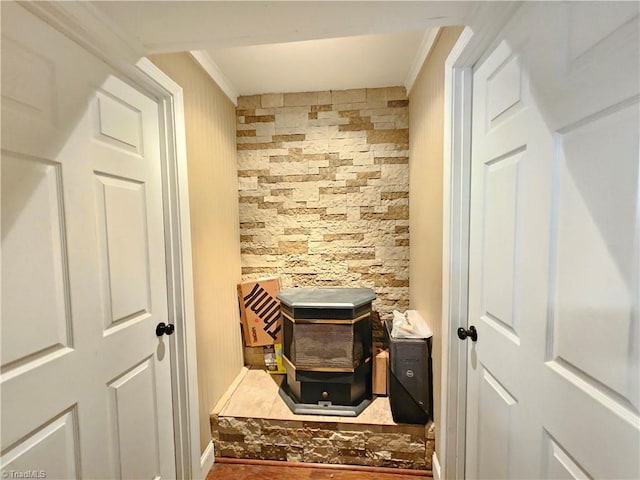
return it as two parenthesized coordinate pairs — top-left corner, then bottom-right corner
(391, 309), (433, 339)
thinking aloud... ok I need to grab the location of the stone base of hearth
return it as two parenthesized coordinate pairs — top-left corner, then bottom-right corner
(211, 368), (435, 470)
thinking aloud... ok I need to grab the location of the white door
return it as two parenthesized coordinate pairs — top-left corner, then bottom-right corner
(465, 2), (639, 479)
(1, 3), (176, 479)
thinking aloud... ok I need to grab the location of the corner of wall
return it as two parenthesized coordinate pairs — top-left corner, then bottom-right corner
(148, 52), (244, 454)
(407, 26), (465, 461)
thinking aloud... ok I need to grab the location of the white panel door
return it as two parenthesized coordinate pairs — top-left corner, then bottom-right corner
(466, 3), (639, 479)
(1, 3), (176, 479)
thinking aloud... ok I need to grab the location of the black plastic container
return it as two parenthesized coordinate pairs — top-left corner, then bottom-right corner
(385, 319), (432, 424)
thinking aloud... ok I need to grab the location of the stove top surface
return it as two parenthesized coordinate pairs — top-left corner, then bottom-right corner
(278, 287), (375, 309)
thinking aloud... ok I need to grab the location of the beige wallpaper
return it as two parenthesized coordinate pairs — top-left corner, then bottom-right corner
(149, 53), (244, 453)
(409, 26), (464, 452)
(235, 88), (410, 342)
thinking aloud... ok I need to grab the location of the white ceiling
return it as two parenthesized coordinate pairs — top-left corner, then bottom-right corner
(207, 30), (427, 95)
(94, 1), (478, 97)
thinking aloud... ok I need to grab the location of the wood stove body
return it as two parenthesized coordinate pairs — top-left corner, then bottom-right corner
(278, 287), (376, 416)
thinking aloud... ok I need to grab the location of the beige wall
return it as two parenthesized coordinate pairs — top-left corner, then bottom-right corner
(236, 88), (410, 342)
(149, 53), (244, 453)
(408, 26), (463, 452)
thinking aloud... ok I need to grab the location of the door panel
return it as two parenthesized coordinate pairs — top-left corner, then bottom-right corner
(1, 35), (57, 127)
(483, 150), (522, 333)
(96, 174), (151, 328)
(108, 357), (162, 479)
(1, 3), (175, 478)
(477, 368), (517, 480)
(1, 408), (80, 480)
(466, 3), (639, 479)
(2, 154), (72, 367)
(94, 93), (144, 154)
(552, 103), (638, 407)
(485, 54), (525, 128)
(544, 433), (590, 480)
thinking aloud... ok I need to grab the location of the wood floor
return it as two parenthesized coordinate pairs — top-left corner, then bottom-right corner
(207, 459), (433, 480)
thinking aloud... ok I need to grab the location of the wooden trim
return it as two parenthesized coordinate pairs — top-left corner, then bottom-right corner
(282, 311), (370, 325)
(440, 4), (520, 478)
(441, 28), (474, 480)
(135, 58), (202, 479)
(405, 27), (441, 94)
(432, 452), (442, 480)
(200, 441), (215, 478)
(213, 457), (433, 477)
(189, 50), (239, 106)
(211, 367), (249, 416)
(18, 1), (148, 88)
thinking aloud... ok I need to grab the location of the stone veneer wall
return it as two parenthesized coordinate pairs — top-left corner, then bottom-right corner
(212, 415), (435, 470)
(237, 88), (410, 340)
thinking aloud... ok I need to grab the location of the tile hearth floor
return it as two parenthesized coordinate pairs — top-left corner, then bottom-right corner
(211, 368), (435, 471)
(218, 368), (396, 424)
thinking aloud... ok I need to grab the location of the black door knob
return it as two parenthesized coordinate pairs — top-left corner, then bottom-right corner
(156, 322), (175, 337)
(457, 326), (478, 342)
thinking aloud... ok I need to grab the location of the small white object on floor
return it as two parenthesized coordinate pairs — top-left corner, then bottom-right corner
(391, 309), (433, 338)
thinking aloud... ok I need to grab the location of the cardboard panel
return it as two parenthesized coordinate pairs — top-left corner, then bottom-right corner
(238, 277), (282, 346)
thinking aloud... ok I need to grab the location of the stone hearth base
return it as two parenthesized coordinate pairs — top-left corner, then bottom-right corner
(211, 368), (434, 470)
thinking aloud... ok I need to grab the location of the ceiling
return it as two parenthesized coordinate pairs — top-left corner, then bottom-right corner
(207, 30), (427, 95)
(94, 1), (479, 97)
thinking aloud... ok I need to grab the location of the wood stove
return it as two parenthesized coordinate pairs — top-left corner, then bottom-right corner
(277, 287), (375, 416)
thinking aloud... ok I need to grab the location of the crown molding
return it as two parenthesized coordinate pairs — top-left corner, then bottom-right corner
(189, 51), (239, 106)
(456, 1), (521, 66)
(404, 27), (441, 95)
(18, 1), (146, 71)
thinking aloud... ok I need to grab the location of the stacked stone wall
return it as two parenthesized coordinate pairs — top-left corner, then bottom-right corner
(237, 88), (410, 340)
(212, 415), (434, 470)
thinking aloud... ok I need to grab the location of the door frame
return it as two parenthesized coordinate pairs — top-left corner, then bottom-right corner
(442, 4), (640, 479)
(136, 58), (214, 479)
(439, 4), (520, 479)
(15, 3), (210, 478)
